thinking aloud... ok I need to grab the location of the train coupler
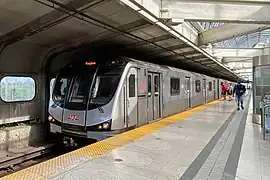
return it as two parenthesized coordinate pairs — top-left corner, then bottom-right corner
(63, 136), (78, 147)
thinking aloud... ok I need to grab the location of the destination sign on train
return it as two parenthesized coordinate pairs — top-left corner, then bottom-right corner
(85, 61), (96, 66)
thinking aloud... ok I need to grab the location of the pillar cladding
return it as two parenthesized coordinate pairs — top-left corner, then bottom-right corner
(0, 123), (48, 150)
(252, 55), (270, 123)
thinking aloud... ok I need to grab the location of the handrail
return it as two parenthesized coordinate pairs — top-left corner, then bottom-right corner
(262, 104), (270, 140)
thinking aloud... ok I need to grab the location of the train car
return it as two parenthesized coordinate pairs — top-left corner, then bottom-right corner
(48, 56), (225, 144)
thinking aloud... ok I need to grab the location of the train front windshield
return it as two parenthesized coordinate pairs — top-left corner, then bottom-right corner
(52, 61), (124, 110)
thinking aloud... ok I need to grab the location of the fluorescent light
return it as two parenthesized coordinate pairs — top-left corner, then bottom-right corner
(120, 0), (140, 11)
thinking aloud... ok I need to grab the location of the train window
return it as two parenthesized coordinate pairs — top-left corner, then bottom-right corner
(129, 74), (135, 97)
(0, 76), (36, 102)
(69, 75), (91, 103)
(209, 82), (212, 91)
(91, 74), (121, 106)
(148, 75), (151, 93)
(53, 74), (73, 103)
(195, 80), (201, 93)
(154, 75), (159, 92)
(170, 78), (180, 96)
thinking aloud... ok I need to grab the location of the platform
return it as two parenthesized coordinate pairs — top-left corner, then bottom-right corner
(3, 92), (270, 180)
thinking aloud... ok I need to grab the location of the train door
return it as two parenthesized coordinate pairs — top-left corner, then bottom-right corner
(213, 80), (216, 99)
(203, 79), (207, 103)
(147, 72), (161, 121)
(185, 77), (191, 109)
(126, 68), (138, 127)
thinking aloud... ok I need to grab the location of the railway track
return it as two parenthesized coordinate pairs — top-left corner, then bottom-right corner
(0, 143), (58, 178)
(0, 139), (96, 178)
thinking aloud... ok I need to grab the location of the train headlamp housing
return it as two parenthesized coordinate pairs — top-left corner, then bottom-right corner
(48, 115), (55, 122)
(87, 120), (112, 131)
(102, 122), (110, 130)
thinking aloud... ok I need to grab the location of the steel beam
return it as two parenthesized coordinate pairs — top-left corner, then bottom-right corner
(210, 47), (264, 57)
(231, 66), (252, 70)
(177, 0), (270, 5)
(161, 0), (270, 24)
(222, 57), (253, 63)
(199, 24), (269, 45)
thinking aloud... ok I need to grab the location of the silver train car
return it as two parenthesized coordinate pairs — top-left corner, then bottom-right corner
(48, 56), (231, 142)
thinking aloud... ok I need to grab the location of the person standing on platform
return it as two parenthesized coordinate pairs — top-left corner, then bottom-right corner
(221, 82), (227, 100)
(233, 81), (246, 111)
(227, 83), (233, 101)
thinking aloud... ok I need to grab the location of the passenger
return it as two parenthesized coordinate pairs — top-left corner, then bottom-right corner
(227, 83), (233, 101)
(221, 82), (227, 100)
(233, 81), (246, 111)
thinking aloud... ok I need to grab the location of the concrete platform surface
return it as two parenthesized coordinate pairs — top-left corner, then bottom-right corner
(4, 92), (270, 180)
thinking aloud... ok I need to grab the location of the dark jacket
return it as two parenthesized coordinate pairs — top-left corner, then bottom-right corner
(233, 83), (246, 96)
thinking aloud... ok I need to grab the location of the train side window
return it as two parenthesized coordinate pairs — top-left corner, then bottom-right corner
(170, 78), (180, 96)
(148, 75), (151, 93)
(154, 75), (159, 92)
(0, 76), (36, 102)
(129, 74), (135, 97)
(209, 82), (212, 91)
(195, 80), (201, 93)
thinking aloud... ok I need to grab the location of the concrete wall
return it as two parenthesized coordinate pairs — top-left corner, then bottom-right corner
(0, 123), (48, 150)
(0, 41), (49, 125)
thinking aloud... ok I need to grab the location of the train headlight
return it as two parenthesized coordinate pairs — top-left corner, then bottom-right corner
(91, 120), (112, 131)
(97, 125), (103, 130)
(48, 115), (55, 122)
(102, 122), (110, 130)
(48, 115), (53, 121)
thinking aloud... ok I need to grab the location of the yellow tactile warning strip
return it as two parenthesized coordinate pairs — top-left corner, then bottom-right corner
(1, 99), (221, 180)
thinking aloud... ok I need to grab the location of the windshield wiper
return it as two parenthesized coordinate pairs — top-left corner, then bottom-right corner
(91, 101), (104, 113)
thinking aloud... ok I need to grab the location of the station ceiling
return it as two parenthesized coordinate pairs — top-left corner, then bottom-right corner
(162, 0), (270, 80)
(0, 0), (242, 81)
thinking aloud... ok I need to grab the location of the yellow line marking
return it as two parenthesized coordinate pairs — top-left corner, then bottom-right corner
(1, 99), (222, 180)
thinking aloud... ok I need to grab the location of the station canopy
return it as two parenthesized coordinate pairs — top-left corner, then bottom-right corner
(170, 0), (270, 81)
(1, 0), (263, 81)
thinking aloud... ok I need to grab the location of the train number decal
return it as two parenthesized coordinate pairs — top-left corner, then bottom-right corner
(68, 114), (79, 121)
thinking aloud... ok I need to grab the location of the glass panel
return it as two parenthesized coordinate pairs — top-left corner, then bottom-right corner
(91, 72), (121, 105)
(209, 82), (212, 91)
(170, 78), (180, 96)
(148, 75), (151, 93)
(53, 72), (73, 104)
(128, 74), (135, 97)
(0, 76), (36, 102)
(69, 75), (91, 103)
(154, 75), (159, 93)
(186, 78), (191, 91)
(255, 66), (270, 86)
(195, 80), (201, 93)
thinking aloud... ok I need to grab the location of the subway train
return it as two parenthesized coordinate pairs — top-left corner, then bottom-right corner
(48, 56), (232, 144)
